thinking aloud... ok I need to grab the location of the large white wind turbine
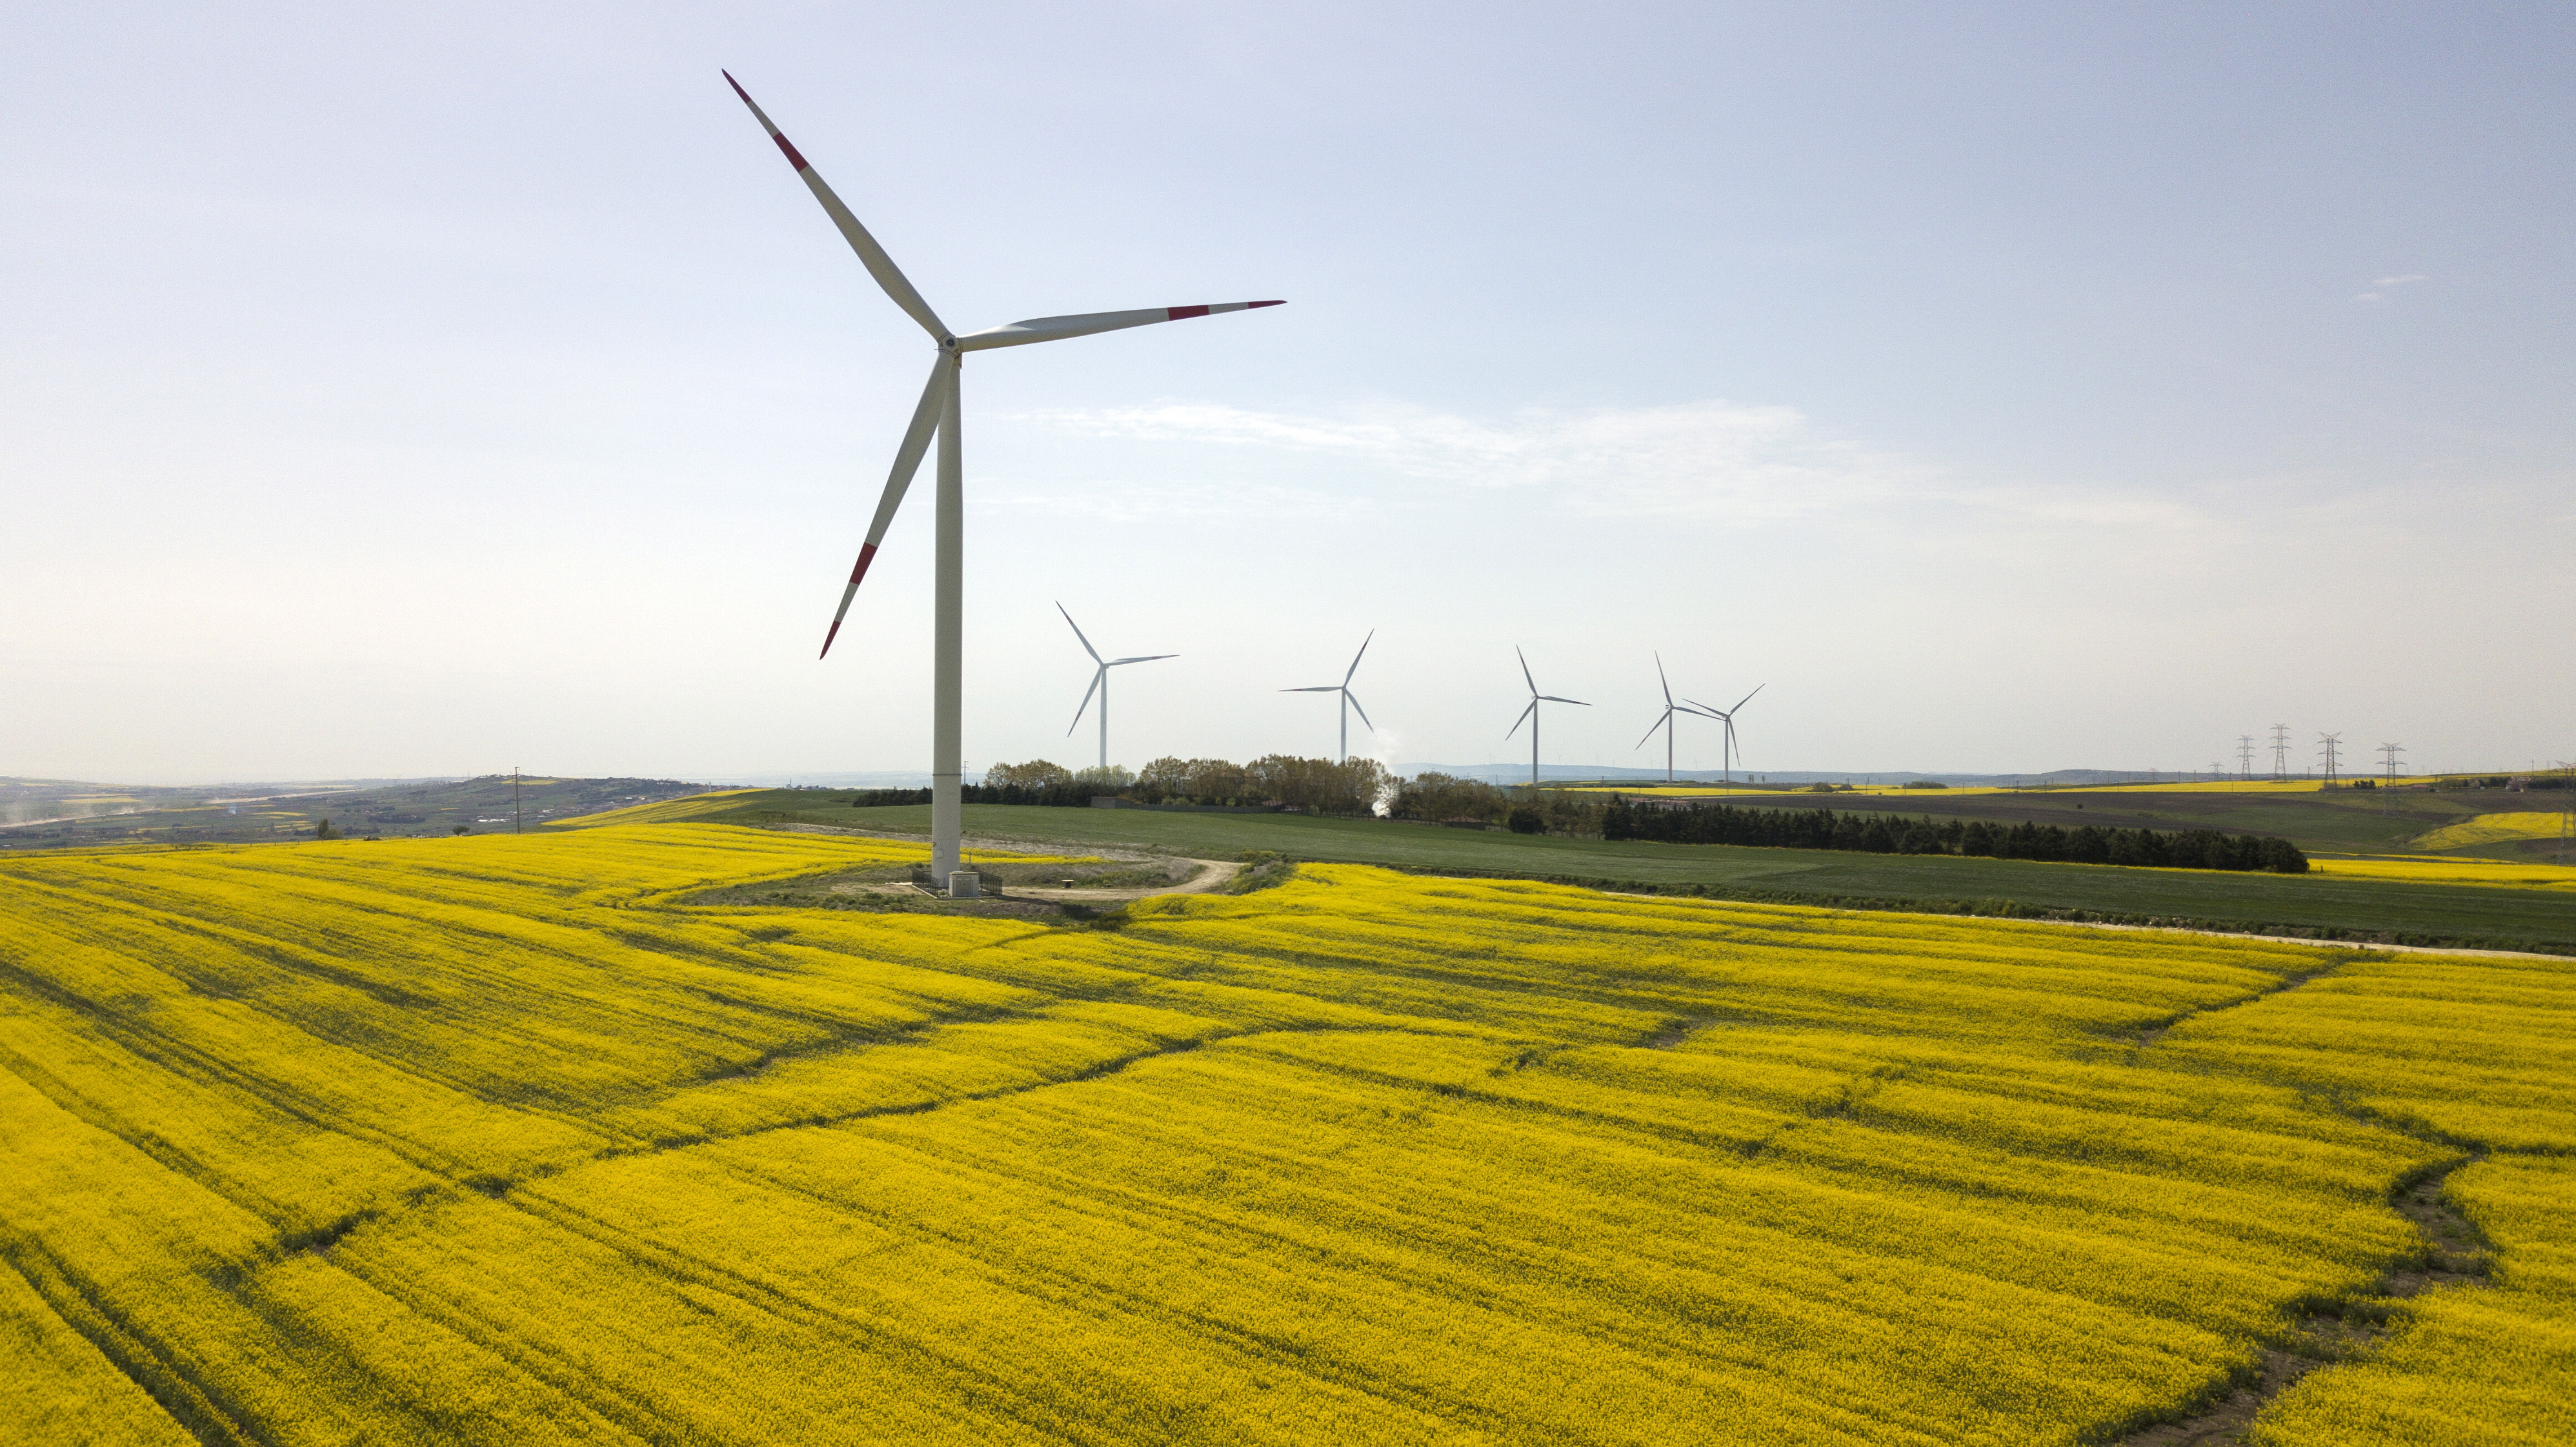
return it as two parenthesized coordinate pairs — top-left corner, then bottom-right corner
(1684, 685), (1764, 784)
(1505, 647), (1589, 787)
(725, 73), (1282, 889)
(1280, 631), (1374, 762)
(1635, 653), (1723, 784)
(1058, 603), (1174, 771)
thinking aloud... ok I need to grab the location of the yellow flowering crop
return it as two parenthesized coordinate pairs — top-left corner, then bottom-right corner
(2410, 811), (2574, 853)
(2305, 852), (2576, 891)
(0, 825), (2566, 1442)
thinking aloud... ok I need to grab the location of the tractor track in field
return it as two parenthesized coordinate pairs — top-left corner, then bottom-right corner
(2115, 1151), (2496, 1446)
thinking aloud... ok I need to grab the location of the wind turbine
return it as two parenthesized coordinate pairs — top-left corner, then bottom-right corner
(1684, 685), (1764, 784)
(1059, 603), (1174, 771)
(1635, 653), (1722, 784)
(723, 74), (1282, 887)
(1505, 647), (1589, 787)
(1281, 631), (1375, 762)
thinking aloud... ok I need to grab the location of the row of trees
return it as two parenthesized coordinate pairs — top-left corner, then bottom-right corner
(961, 756), (1398, 817)
(1602, 800), (2308, 873)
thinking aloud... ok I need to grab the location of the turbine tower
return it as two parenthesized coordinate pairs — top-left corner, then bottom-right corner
(1280, 631), (1375, 762)
(1635, 653), (1722, 784)
(724, 74), (1282, 889)
(1505, 647), (1589, 787)
(1058, 603), (1174, 771)
(1684, 685), (1765, 784)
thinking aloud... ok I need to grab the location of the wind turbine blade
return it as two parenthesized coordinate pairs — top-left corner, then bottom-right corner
(1682, 698), (1728, 720)
(1656, 652), (1673, 708)
(1343, 629), (1374, 687)
(1517, 646), (1536, 696)
(1729, 683), (1766, 714)
(1109, 654), (1178, 665)
(1066, 668), (1104, 734)
(1505, 700), (1536, 739)
(953, 300), (1283, 352)
(1635, 711), (1673, 750)
(1280, 685), (1340, 693)
(1539, 695), (1591, 707)
(820, 358), (945, 658)
(1055, 602), (1104, 663)
(1344, 690), (1375, 733)
(722, 72), (949, 342)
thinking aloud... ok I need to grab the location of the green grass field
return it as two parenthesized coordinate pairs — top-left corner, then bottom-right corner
(1600, 782), (2576, 860)
(694, 794), (2576, 954)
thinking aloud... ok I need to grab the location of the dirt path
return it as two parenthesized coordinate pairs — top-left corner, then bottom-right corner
(991, 858), (1242, 904)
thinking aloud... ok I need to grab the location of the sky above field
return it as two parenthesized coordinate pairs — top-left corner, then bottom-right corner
(5, 2), (2572, 784)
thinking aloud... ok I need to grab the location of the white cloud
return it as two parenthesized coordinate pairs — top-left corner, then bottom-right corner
(1015, 398), (1932, 520)
(2373, 274), (2428, 287)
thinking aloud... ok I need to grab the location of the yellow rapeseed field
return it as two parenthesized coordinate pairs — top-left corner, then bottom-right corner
(2411, 811), (2574, 853)
(1, 823), (2568, 1443)
(2306, 853), (2576, 891)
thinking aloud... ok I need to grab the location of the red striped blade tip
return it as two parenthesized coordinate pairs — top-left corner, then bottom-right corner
(721, 72), (809, 170)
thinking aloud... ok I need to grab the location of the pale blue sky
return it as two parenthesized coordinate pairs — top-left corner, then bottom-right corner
(5, 2), (2570, 782)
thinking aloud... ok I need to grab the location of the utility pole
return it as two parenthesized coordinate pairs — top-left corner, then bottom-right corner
(2237, 735), (2256, 784)
(2271, 724), (2291, 781)
(2317, 733), (2342, 786)
(513, 766), (522, 834)
(2557, 760), (2574, 866)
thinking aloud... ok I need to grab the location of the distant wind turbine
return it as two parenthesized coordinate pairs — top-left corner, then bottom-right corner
(1281, 631), (1374, 762)
(1683, 685), (1764, 784)
(723, 72), (1282, 889)
(1058, 603), (1174, 771)
(1635, 653), (1724, 784)
(1506, 647), (1589, 787)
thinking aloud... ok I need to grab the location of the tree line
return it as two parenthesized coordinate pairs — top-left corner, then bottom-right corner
(849, 756), (1396, 817)
(1602, 799), (2308, 873)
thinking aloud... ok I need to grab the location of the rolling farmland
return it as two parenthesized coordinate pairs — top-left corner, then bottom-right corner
(3, 818), (2571, 1443)
(692, 793), (2576, 954)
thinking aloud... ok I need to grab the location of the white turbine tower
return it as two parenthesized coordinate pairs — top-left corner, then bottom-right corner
(1280, 631), (1374, 762)
(725, 74), (1282, 889)
(1058, 603), (1174, 771)
(1505, 647), (1589, 787)
(1635, 653), (1722, 784)
(1684, 685), (1764, 784)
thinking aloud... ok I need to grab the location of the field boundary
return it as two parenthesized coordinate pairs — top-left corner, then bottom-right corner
(1364, 862), (2576, 958)
(759, 816), (2576, 956)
